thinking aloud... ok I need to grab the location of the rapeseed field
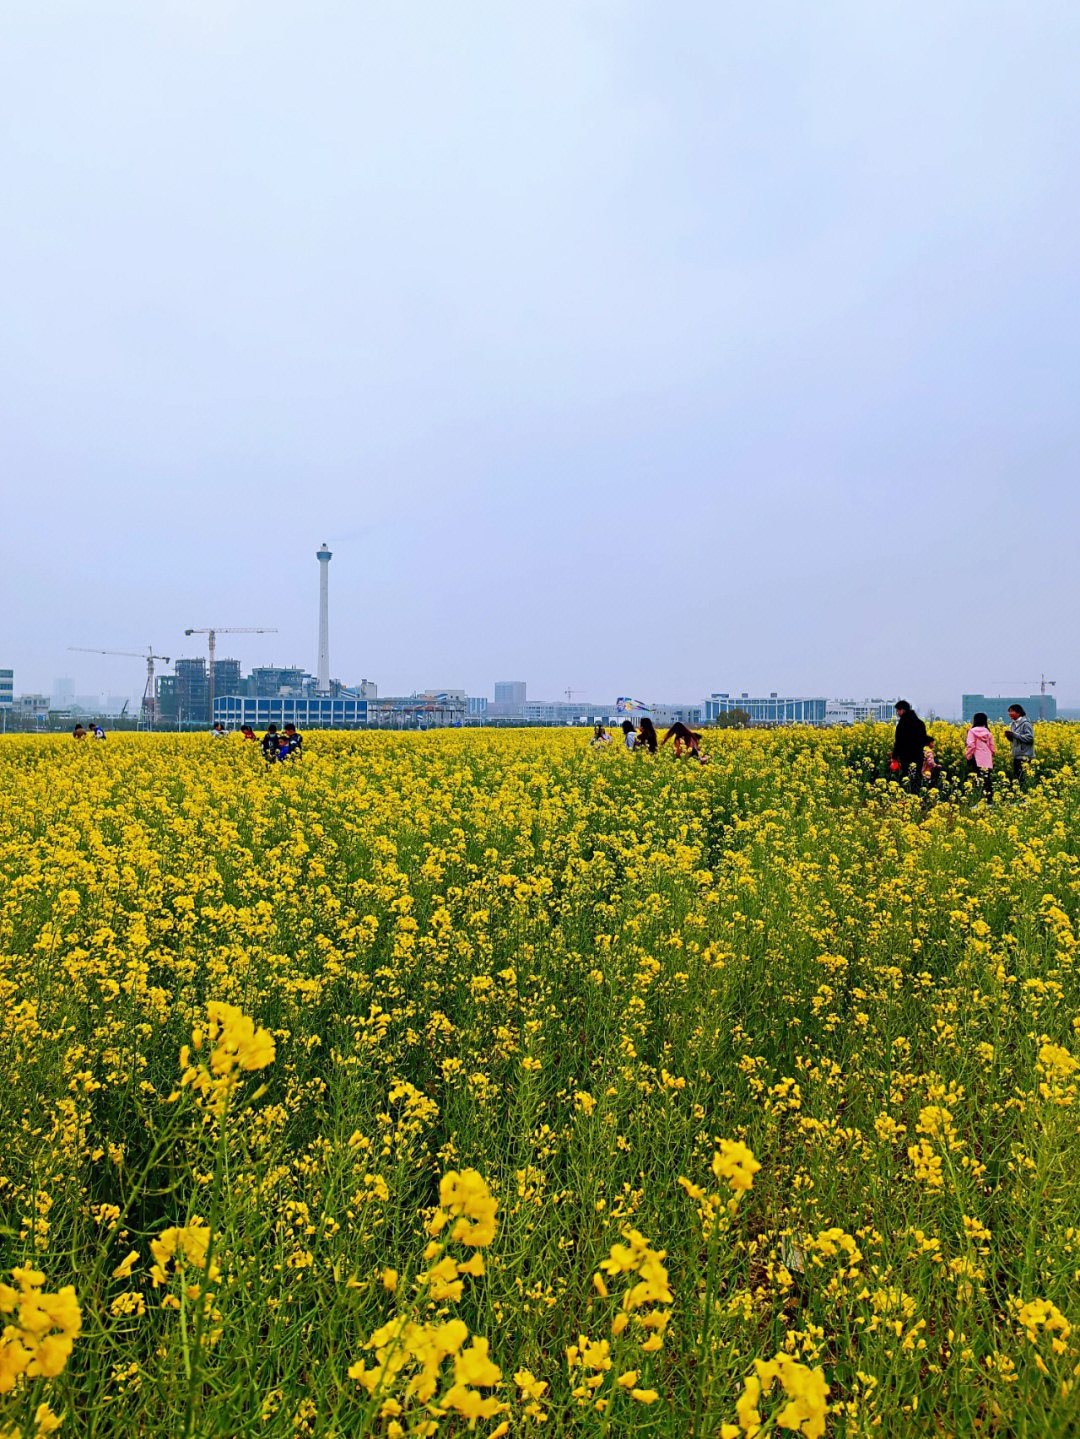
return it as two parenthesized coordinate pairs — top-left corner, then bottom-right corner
(1, 726), (1078, 1437)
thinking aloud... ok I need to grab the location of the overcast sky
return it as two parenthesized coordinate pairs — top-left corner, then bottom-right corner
(3, 1), (1078, 715)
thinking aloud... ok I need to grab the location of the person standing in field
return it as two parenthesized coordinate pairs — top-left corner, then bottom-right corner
(261, 723), (281, 762)
(965, 711), (996, 803)
(73, 723), (87, 740)
(1003, 704), (1035, 788)
(891, 701), (928, 793)
(637, 717), (659, 754)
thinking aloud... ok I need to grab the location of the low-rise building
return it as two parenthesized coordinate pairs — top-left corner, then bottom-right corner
(704, 692), (827, 725)
(367, 694), (465, 727)
(648, 704), (703, 728)
(214, 695), (369, 729)
(824, 699), (898, 726)
(13, 694), (50, 723)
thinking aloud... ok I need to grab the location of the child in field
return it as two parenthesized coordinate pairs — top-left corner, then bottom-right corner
(965, 712), (995, 803)
(590, 724), (612, 746)
(621, 720), (637, 751)
(921, 734), (938, 783)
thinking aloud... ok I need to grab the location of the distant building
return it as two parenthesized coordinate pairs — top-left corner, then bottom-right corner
(648, 704), (703, 728)
(704, 692), (827, 725)
(367, 694), (465, 727)
(215, 695), (369, 729)
(467, 697), (488, 717)
(962, 693), (1057, 723)
(519, 700), (619, 724)
(13, 694), (50, 724)
(213, 659), (242, 697)
(824, 699), (898, 726)
(52, 677), (73, 708)
(174, 658), (209, 724)
(246, 666), (311, 698)
(0, 669), (12, 710)
(495, 681), (526, 707)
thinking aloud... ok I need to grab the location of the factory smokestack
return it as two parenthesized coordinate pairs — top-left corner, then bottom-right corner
(316, 544), (331, 693)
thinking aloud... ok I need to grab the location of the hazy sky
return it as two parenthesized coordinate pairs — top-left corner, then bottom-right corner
(3, 1), (1078, 714)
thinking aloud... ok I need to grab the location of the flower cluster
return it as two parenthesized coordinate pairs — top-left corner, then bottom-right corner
(723, 1352), (830, 1439)
(149, 1221), (219, 1291)
(176, 1001), (275, 1113)
(0, 1268), (81, 1392)
(1015, 1298), (1072, 1355)
(348, 1169), (507, 1433)
(564, 1227), (673, 1412)
(679, 1139), (761, 1238)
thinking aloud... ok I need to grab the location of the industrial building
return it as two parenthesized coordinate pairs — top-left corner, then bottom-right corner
(367, 693), (465, 727)
(0, 669), (12, 711)
(203, 546), (379, 729)
(962, 693), (1057, 723)
(214, 694), (369, 729)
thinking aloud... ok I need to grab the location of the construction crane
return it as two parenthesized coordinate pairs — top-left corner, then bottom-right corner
(68, 646), (170, 730)
(564, 687), (583, 703)
(990, 674), (1057, 722)
(183, 627), (278, 727)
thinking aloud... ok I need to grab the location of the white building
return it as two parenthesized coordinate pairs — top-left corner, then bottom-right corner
(648, 704), (703, 728)
(13, 694), (50, 722)
(823, 699), (897, 726)
(704, 693), (828, 724)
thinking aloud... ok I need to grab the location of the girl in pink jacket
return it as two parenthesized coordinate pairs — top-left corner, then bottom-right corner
(965, 711), (995, 803)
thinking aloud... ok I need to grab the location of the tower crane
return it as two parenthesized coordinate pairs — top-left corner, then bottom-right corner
(183, 627), (278, 727)
(67, 646), (170, 730)
(990, 674), (1057, 722)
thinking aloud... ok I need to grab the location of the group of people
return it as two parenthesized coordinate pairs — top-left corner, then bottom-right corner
(592, 718), (710, 764)
(259, 722), (303, 762)
(891, 699), (1035, 803)
(211, 719), (305, 761)
(72, 723), (106, 740)
(214, 720), (304, 761)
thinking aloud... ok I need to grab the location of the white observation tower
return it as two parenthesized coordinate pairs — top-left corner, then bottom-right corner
(316, 544), (332, 693)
